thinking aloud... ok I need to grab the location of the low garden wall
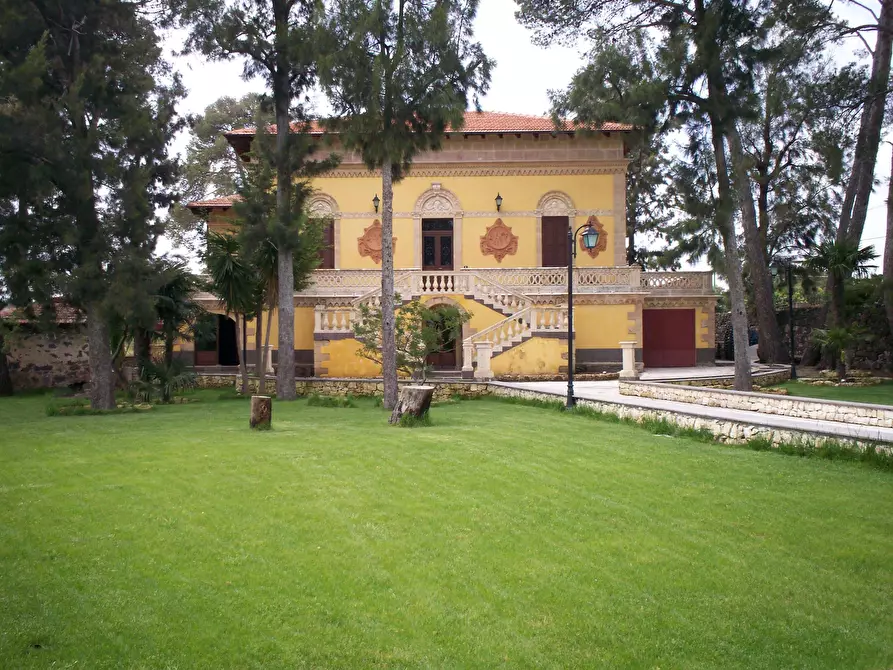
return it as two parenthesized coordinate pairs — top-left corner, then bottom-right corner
(195, 375), (490, 401)
(619, 379), (893, 429)
(489, 385), (887, 452)
(658, 367), (791, 388)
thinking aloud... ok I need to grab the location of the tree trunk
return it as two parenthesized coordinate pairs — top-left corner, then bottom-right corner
(255, 301), (263, 373)
(273, 0), (296, 401)
(710, 124), (752, 391)
(381, 161), (398, 410)
(250, 395), (272, 429)
(133, 328), (152, 379)
(86, 303), (115, 410)
(838, 0), (893, 246)
(164, 330), (174, 369)
(826, 0), (893, 337)
(260, 308), (273, 395)
(626, 169), (639, 266)
(727, 125), (787, 363)
(389, 385), (434, 424)
(0, 330), (13, 396)
(884, 151), (893, 344)
(234, 312), (249, 395)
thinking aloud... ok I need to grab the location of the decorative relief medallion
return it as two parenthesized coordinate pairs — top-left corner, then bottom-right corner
(581, 215), (608, 259)
(480, 218), (519, 263)
(357, 220), (396, 264)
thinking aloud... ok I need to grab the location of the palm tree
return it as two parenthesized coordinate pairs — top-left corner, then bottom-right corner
(154, 260), (206, 369)
(205, 232), (255, 395)
(806, 241), (877, 379)
(807, 241), (877, 328)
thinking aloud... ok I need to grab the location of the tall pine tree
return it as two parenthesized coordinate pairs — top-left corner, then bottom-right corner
(0, 0), (182, 409)
(319, 0), (492, 409)
(178, 0), (327, 400)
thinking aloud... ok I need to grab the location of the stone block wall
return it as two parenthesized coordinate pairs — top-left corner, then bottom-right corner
(196, 374), (491, 401)
(665, 368), (791, 388)
(6, 327), (90, 390)
(489, 385), (886, 452)
(619, 380), (893, 429)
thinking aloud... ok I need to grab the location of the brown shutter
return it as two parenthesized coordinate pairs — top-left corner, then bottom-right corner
(541, 216), (569, 267)
(318, 219), (335, 269)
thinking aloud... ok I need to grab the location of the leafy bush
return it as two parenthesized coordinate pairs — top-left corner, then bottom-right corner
(130, 359), (197, 404)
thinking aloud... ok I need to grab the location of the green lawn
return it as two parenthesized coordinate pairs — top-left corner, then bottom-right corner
(773, 380), (893, 406)
(1, 393), (891, 669)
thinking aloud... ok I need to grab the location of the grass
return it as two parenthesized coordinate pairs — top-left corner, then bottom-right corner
(773, 379), (893, 405)
(0, 392), (891, 668)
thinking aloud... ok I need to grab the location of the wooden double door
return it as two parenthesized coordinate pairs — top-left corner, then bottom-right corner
(422, 219), (453, 270)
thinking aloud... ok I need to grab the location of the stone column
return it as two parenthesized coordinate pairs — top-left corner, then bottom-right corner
(619, 341), (639, 379)
(262, 344), (275, 375)
(474, 342), (493, 380)
(462, 343), (475, 379)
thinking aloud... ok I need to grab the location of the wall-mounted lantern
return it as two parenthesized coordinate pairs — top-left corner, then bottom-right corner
(495, 193), (503, 212)
(373, 194), (380, 213)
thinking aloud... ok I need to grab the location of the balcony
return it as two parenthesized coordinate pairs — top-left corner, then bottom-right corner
(304, 267), (714, 299)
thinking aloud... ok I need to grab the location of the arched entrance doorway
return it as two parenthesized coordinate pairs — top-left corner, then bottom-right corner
(194, 314), (240, 367)
(424, 305), (460, 370)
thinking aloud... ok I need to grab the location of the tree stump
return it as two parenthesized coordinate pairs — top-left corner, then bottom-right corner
(389, 385), (435, 424)
(250, 395), (272, 430)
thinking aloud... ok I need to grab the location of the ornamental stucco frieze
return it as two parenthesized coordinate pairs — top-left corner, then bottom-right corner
(318, 163), (629, 179)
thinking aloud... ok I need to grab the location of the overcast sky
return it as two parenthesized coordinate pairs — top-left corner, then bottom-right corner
(160, 0), (889, 270)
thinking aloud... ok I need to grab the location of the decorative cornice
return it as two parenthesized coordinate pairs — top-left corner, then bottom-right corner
(319, 162), (629, 179)
(336, 208), (615, 219)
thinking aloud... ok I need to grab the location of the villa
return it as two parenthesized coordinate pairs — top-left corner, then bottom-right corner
(185, 111), (716, 378)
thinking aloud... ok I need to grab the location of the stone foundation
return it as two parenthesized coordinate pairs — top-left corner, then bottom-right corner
(619, 379), (893, 429)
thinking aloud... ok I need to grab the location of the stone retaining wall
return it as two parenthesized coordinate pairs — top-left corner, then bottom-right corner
(662, 367), (791, 388)
(196, 375), (490, 401)
(619, 379), (893, 429)
(489, 385), (885, 452)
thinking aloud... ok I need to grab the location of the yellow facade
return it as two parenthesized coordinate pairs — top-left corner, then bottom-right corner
(186, 118), (717, 377)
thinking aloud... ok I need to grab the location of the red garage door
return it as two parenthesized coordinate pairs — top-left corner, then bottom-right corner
(643, 309), (696, 367)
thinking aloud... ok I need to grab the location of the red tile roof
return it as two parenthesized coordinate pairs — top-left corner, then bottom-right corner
(185, 194), (242, 210)
(224, 111), (633, 138)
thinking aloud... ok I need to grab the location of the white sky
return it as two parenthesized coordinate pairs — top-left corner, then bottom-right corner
(159, 0), (890, 270)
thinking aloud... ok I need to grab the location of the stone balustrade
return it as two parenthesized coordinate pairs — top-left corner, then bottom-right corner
(619, 380), (893, 429)
(640, 271), (714, 293)
(314, 306), (355, 334)
(300, 267), (715, 299)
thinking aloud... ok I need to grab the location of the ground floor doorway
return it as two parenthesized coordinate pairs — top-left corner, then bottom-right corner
(194, 314), (240, 367)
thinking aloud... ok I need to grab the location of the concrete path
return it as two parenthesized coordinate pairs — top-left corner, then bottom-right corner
(492, 380), (893, 444)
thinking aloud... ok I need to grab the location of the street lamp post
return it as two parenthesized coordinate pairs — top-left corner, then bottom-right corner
(566, 222), (601, 409)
